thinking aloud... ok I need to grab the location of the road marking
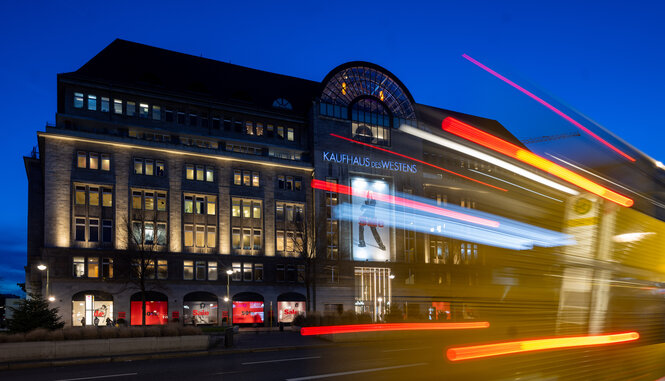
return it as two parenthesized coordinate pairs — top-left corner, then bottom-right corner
(213, 370), (243, 375)
(382, 346), (430, 352)
(285, 362), (428, 380)
(242, 356), (321, 365)
(55, 373), (138, 381)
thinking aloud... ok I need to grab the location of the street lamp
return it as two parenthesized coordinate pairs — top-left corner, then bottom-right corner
(37, 264), (52, 301)
(225, 269), (233, 325)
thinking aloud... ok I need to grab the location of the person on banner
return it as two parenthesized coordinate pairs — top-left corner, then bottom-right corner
(358, 190), (386, 250)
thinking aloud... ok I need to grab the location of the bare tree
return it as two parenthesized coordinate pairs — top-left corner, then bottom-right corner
(118, 211), (168, 326)
(290, 211), (317, 312)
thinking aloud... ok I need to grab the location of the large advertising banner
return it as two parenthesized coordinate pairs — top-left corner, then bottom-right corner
(278, 301), (306, 323)
(130, 301), (168, 325)
(351, 177), (391, 261)
(232, 301), (264, 324)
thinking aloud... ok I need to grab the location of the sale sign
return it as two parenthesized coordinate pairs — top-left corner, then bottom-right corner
(232, 301), (264, 324)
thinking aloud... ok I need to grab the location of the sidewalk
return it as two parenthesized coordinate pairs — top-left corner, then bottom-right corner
(0, 329), (332, 371)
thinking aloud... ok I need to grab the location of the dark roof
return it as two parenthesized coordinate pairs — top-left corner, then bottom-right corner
(415, 103), (528, 149)
(60, 39), (320, 115)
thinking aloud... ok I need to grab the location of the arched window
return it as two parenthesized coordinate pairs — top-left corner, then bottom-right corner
(272, 98), (293, 110)
(350, 97), (392, 146)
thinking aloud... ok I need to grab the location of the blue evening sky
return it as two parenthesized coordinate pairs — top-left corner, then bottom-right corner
(1, 1), (663, 294)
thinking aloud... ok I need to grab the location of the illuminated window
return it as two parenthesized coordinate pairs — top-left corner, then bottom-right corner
(88, 153), (98, 170)
(243, 171), (250, 186)
(144, 222), (154, 245)
(87, 95), (97, 111)
(207, 226), (216, 248)
(184, 195), (193, 214)
(243, 201), (251, 218)
(286, 232), (294, 252)
(74, 92), (84, 108)
(206, 167), (214, 182)
(89, 187), (99, 206)
(101, 97), (109, 112)
(243, 263), (252, 281)
(277, 126), (284, 139)
(77, 152), (87, 168)
(276, 230), (284, 252)
(207, 196), (216, 215)
(183, 260), (193, 280)
(255, 123), (263, 136)
(232, 262), (241, 281)
(87, 257), (99, 278)
(144, 192), (154, 210)
(145, 160), (154, 176)
(152, 105), (161, 120)
(234, 170), (242, 185)
(254, 264), (263, 281)
(126, 101), (136, 116)
(132, 191), (142, 209)
(157, 192), (166, 211)
(242, 229), (251, 250)
(73, 257), (85, 277)
(196, 165), (204, 181)
(75, 186), (86, 205)
(134, 158), (143, 175)
(186, 164), (194, 180)
(113, 99), (122, 114)
(195, 196), (205, 214)
(208, 262), (218, 281)
(89, 219), (99, 242)
(252, 202), (261, 219)
(253, 229), (261, 250)
(100, 186), (111, 206)
(232, 199), (241, 217)
(101, 154), (110, 171)
(245, 121), (254, 135)
(195, 226), (205, 248)
(232, 228), (241, 249)
(252, 172), (259, 187)
(157, 260), (168, 279)
(75, 218), (86, 241)
(156, 161), (164, 176)
(287, 127), (294, 141)
(156, 223), (166, 245)
(184, 225), (194, 247)
(132, 222), (142, 243)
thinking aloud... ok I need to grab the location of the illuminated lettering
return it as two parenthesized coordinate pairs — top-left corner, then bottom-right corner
(322, 151), (417, 173)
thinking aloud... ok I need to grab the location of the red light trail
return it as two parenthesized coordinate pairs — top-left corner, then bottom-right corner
(311, 179), (500, 228)
(329, 133), (508, 192)
(442, 117), (634, 207)
(462, 54), (636, 162)
(300, 322), (490, 336)
(446, 331), (639, 361)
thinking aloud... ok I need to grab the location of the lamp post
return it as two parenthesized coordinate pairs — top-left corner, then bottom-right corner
(37, 264), (53, 301)
(225, 269), (233, 325)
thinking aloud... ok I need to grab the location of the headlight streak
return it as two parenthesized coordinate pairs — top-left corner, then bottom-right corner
(334, 202), (574, 250)
(328, 133), (508, 192)
(440, 117), (634, 207)
(467, 169), (563, 202)
(311, 179), (500, 228)
(445, 331), (639, 361)
(399, 124), (579, 196)
(300, 322), (490, 336)
(461, 53), (636, 162)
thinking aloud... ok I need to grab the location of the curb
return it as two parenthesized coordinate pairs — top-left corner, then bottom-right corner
(0, 343), (335, 371)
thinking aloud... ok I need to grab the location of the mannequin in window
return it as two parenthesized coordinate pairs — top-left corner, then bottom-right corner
(358, 191), (385, 250)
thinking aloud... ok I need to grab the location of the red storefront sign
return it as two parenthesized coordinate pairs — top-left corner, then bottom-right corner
(172, 311), (179, 319)
(118, 311), (126, 319)
(232, 301), (264, 324)
(130, 301), (168, 325)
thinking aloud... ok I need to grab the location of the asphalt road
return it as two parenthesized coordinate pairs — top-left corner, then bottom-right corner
(0, 339), (462, 381)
